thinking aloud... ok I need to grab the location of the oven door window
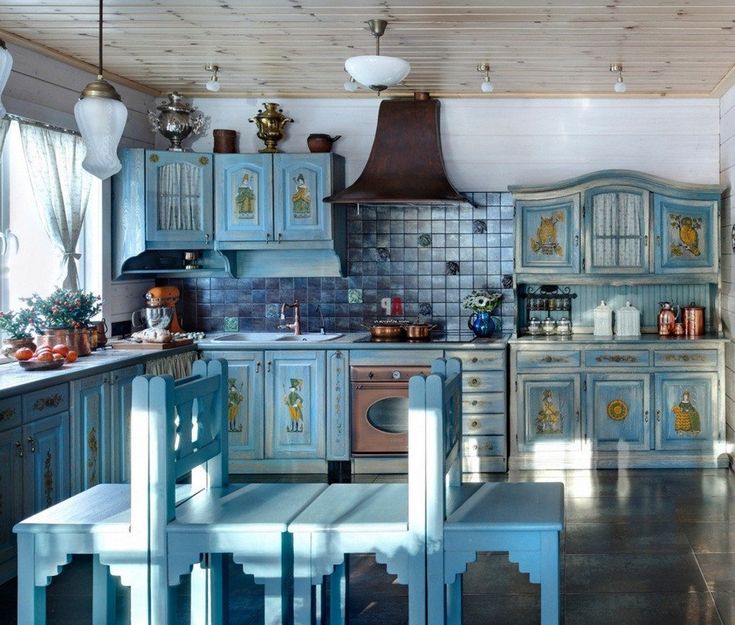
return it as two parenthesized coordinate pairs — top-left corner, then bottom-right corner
(367, 396), (408, 434)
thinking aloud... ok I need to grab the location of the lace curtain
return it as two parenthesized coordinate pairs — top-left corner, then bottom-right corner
(145, 351), (198, 378)
(18, 123), (91, 289)
(158, 162), (201, 231)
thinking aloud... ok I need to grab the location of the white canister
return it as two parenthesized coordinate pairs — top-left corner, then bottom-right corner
(615, 301), (641, 337)
(593, 300), (613, 336)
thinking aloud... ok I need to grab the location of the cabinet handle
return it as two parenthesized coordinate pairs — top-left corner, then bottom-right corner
(656, 409), (661, 422)
(644, 410), (649, 423)
(266, 233), (271, 242)
(277, 233), (283, 243)
(656, 235), (661, 247)
(267, 360), (272, 373)
(644, 235), (648, 247)
(33, 393), (63, 412)
(27, 436), (36, 453)
(256, 361), (261, 373)
(15, 441), (23, 458)
(574, 234), (579, 247)
(205, 233), (210, 244)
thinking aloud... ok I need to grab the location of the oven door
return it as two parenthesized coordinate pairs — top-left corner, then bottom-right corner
(351, 382), (408, 455)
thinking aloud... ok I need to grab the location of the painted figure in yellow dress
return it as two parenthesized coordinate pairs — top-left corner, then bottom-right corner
(227, 378), (244, 433)
(537, 389), (562, 434)
(284, 378), (304, 432)
(235, 173), (256, 218)
(672, 390), (701, 433)
(291, 173), (311, 217)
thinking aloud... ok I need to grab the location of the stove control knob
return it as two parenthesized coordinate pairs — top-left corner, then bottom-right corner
(392, 370), (401, 380)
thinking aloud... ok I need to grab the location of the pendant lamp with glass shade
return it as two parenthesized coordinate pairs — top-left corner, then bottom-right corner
(0, 40), (13, 118)
(74, 0), (127, 180)
(345, 19), (410, 93)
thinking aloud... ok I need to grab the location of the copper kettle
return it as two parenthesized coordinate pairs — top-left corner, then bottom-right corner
(657, 302), (679, 336)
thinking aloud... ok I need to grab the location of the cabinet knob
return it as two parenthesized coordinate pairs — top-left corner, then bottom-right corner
(277, 233), (283, 243)
(256, 361), (261, 373)
(267, 361), (272, 373)
(471, 420), (479, 429)
(471, 357), (478, 363)
(470, 377), (480, 387)
(656, 235), (661, 247)
(471, 400), (478, 406)
(266, 233), (271, 242)
(644, 410), (649, 423)
(27, 436), (36, 453)
(644, 234), (649, 247)
(656, 409), (661, 422)
(14, 440), (23, 458)
(205, 233), (210, 244)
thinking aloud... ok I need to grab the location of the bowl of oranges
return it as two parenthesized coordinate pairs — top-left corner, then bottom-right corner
(15, 344), (78, 371)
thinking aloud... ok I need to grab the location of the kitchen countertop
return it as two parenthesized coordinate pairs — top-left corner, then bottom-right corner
(510, 332), (726, 344)
(0, 344), (197, 398)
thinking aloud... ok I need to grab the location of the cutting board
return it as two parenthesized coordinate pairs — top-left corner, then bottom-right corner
(109, 338), (194, 350)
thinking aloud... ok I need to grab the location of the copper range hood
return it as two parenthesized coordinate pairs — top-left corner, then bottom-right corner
(324, 93), (468, 205)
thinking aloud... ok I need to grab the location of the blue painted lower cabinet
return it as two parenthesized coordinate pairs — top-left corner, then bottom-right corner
(586, 374), (650, 451)
(655, 373), (717, 451)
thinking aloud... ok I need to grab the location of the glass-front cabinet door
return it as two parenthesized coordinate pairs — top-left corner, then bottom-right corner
(517, 373), (580, 451)
(654, 373), (717, 451)
(214, 154), (273, 242)
(584, 187), (649, 274)
(273, 154), (332, 242)
(515, 194), (580, 274)
(145, 150), (214, 248)
(654, 195), (718, 274)
(586, 374), (650, 451)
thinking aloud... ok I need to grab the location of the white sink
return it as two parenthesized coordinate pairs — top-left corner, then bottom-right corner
(212, 332), (342, 343)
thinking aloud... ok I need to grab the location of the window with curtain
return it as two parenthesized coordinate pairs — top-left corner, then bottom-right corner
(0, 119), (102, 311)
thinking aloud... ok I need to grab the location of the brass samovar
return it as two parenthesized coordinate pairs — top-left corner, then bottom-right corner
(248, 103), (293, 153)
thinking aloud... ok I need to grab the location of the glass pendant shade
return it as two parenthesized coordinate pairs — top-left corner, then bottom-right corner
(614, 78), (626, 93)
(205, 79), (221, 92)
(345, 55), (410, 92)
(0, 43), (13, 118)
(480, 79), (494, 93)
(74, 84), (127, 179)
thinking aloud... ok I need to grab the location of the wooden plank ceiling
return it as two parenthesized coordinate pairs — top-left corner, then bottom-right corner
(1, 0), (735, 98)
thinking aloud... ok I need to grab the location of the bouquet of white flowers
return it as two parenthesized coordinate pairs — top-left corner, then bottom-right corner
(462, 289), (502, 313)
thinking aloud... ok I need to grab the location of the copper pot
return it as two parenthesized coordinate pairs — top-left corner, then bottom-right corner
(683, 302), (705, 336)
(363, 320), (407, 341)
(307, 133), (341, 153)
(405, 323), (436, 341)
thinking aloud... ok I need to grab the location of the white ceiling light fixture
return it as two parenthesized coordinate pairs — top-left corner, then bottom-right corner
(610, 63), (626, 93)
(74, 0), (128, 180)
(205, 64), (221, 92)
(477, 62), (494, 93)
(345, 19), (410, 94)
(343, 74), (358, 92)
(0, 39), (13, 118)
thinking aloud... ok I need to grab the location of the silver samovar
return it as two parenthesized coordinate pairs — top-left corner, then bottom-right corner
(148, 92), (206, 151)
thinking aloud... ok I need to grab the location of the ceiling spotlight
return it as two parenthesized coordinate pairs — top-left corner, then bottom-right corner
(610, 63), (626, 93)
(477, 62), (493, 93)
(205, 64), (220, 92)
(343, 75), (358, 92)
(73, 0), (127, 180)
(345, 18), (410, 93)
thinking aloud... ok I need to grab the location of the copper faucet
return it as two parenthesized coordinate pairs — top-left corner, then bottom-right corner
(279, 300), (301, 335)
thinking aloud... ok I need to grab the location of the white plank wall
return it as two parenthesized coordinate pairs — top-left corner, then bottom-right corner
(719, 85), (735, 461)
(2, 42), (156, 324)
(189, 97), (721, 188)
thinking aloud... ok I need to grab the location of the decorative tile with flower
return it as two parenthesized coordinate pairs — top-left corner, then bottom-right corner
(462, 289), (502, 337)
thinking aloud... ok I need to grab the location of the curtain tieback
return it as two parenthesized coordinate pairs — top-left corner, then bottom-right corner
(62, 252), (82, 261)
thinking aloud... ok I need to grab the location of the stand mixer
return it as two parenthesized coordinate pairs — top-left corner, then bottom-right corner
(145, 286), (183, 332)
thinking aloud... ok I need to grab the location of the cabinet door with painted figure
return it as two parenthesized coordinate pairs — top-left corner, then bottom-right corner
(214, 154), (273, 242)
(517, 373), (581, 451)
(23, 412), (70, 517)
(71, 373), (109, 493)
(0, 427), (23, 569)
(145, 150), (214, 247)
(109, 364), (145, 483)
(265, 350), (326, 459)
(273, 154), (332, 242)
(587, 374), (650, 451)
(515, 194), (580, 274)
(654, 373), (718, 451)
(654, 195), (718, 274)
(584, 187), (649, 274)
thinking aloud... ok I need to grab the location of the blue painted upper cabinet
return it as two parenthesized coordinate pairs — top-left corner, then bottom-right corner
(654, 195), (718, 274)
(145, 150), (214, 249)
(515, 194), (581, 274)
(584, 187), (649, 274)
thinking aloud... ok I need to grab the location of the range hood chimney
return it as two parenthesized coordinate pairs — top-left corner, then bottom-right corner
(324, 93), (468, 205)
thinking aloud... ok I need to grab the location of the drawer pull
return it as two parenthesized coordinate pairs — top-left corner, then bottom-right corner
(471, 400), (478, 406)
(33, 393), (63, 411)
(541, 355), (567, 363)
(469, 377), (480, 387)
(662, 354), (705, 363)
(471, 357), (478, 363)
(596, 355), (637, 363)
(27, 436), (36, 453)
(471, 420), (479, 428)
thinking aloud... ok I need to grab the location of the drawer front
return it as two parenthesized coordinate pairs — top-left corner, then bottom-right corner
(585, 350), (650, 367)
(653, 349), (719, 368)
(463, 435), (506, 458)
(463, 371), (504, 393)
(516, 350), (581, 370)
(463, 413), (505, 436)
(445, 350), (505, 370)
(23, 384), (69, 421)
(0, 396), (22, 430)
(463, 392), (505, 414)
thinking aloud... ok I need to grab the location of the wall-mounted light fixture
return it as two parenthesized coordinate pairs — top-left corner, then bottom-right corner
(610, 63), (626, 93)
(344, 19), (410, 93)
(205, 64), (220, 92)
(73, 0), (127, 179)
(477, 62), (494, 93)
(0, 40), (12, 118)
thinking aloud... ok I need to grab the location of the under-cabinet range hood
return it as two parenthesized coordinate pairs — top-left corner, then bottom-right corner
(324, 93), (468, 205)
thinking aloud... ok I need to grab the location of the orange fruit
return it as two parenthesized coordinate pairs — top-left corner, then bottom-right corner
(65, 350), (78, 363)
(14, 347), (33, 361)
(51, 344), (69, 357)
(36, 352), (54, 362)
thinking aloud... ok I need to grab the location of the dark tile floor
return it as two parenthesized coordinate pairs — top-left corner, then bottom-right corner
(2, 469), (734, 624)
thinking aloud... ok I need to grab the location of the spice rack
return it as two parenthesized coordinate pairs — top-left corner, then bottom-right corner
(518, 285), (577, 335)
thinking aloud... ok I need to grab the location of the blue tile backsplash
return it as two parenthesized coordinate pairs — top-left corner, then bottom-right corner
(160, 192), (516, 334)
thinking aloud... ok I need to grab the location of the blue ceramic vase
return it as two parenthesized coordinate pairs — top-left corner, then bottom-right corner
(468, 311), (495, 337)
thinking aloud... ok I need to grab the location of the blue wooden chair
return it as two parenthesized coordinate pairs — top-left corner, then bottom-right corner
(288, 357), (464, 625)
(14, 358), (230, 625)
